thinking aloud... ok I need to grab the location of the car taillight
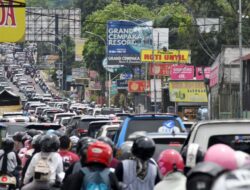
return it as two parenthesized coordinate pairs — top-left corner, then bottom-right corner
(1, 176), (7, 182)
(78, 129), (87, 134)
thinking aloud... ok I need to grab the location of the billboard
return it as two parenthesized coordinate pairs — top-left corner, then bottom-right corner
(149, 63), (172, 76)
(0, 0), (26, 42)
(75, 38), (85, 61)
(170, 65), (194, 80)
(128, 80), (150, 93)
(196, 67), (211, 80)
(107, 20), (152, 65)
(169, 81), (208, 102)
(153, 28), (169, 50)
(116, 80), (128, 90)
(89, 81), (101, 90)
(141, 49), (191, 63)
(150, 79), (162, 102)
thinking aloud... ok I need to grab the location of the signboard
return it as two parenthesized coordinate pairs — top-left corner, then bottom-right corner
(169, 81), (208, 102)
(107, 20), (152, 65)
(75, 38), (85, 61)
(120, 73), (133, 80)
(149, 63), (172, 76)
(210, 66), (219, 87)
(170, 65), (194, 80)
(72, 67), (88, 79)
(196, 67), (211, 80)
(111, 81), (118, 96)
(153, 28), (169, 50)
(89, 81), (101, 90)
(128, 80), (150, 93)
(141, 49), (191, 63)
(116, 80), (128, 90)
(150, 79), (162, 102)
(0, 0), (26, 42)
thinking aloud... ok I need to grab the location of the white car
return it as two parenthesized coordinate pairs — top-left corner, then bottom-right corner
(53, 113), (76, 123)
(96, 124), (120, 140)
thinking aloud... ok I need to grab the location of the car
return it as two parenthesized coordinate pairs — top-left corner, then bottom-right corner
(183, 120), (250, 153)
(24, 123), (62, 132)
(0, 122), (26, 138)
(115, 114), (187, 148)
(3, 112), (24, 118)
(53, 112), (76, 123)
(39, 108), (64, 122)
(96, 124), (120, 141)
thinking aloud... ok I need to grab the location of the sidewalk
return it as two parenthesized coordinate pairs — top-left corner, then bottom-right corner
(40, 70), (61, 96)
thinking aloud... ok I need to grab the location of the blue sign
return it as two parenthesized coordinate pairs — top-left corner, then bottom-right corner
(116, 79), (128, 89)
(107, 20), (152, 65)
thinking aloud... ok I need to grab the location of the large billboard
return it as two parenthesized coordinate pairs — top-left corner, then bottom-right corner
(0, 0), (26, 42)
(107, 20), (152, 65)
(169, 81), (208, 103)
(141, 49), (191, 63)
(128, 80), (150, 93)
(170, 65), (194, 80)
(149, 63), (172, 76)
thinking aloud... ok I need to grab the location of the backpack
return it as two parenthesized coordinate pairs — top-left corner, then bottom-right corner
(81, 167), (111, 190)
(34, 154), (51, 182)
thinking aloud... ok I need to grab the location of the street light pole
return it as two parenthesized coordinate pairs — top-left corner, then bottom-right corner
(47, 42), (63, 92)
(239, 0), (243, 118)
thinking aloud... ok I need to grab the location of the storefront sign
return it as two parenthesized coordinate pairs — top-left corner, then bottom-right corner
(196, 67), (211, 80)
(210, 66), (219, 87)
(128, 80), (150, 93)
(0, 0), (26, 42)
(141, 49), (191, 63)
(170, 65), (194, 80)
(149, 63), (172, 76)
(116, 79), (128, 90)
(169, 81), (208, 102)
(89, 81), (101, 90)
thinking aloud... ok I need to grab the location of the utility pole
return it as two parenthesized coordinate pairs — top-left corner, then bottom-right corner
(239, 0), (243, 118)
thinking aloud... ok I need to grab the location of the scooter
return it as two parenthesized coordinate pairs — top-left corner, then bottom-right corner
(0, 174), (16, 190)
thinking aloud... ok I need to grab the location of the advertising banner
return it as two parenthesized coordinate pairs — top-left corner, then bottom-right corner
(75, 38), (85, 61)
(149, 63), (172, 76)
(128, 80), (150, 93)
(0, 0), (26, 42)
(89, 81), (101, 90)
(210, 66), (219, 87)
(111, 81), (118, 95)
(141, 49), (191, 63)
(170, 65), (194, 80)
(107, 20), (152, 65)
(169, 81), (208, 102)
(196, 67), (211, 80)
(116, 80), (128, 90)
(150, 79), (162, 102)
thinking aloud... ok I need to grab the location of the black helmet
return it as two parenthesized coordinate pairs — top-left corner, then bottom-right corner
(2, 138), (14, 152)
(21, 134), (32, 145)
(27, 129), (42, 137)
(131, 136), (155, 161)
(76, 137), (95, 155)
(40, 135), (60, 152)
(32, 134), (42, 151)
(186, 162), (226, 190)
(181, 143), (205, 174)
(212, 168), (250, 190)
(13, 132), (26, 142)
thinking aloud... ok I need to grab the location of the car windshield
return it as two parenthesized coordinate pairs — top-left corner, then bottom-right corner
(125, 118), (182, 140)
(208, 135), (250, 154)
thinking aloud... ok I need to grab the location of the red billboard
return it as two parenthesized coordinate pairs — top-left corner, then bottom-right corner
(196, 67), (211, 80)
(149, 63), (172, 76)
(170, 65), (194, 80)
(128, 80), (150, 93)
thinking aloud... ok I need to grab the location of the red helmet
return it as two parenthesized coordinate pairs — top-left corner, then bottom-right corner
(87, 141), (113, 166)
(158, 149), (184, 176)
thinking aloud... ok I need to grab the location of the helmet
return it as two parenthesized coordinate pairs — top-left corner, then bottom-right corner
(27, 129), (42, 137)
(235, 151), (250, 168)
(2, 138), (14, 152)
(13, 132), (26, 142)
(212, 168), (250, 190)
(40, 135), (60, 152)
(76, 137), (95, 155)
(46, 129), (55, 135)
(32, 134), (42, 151)
(21, 134), (32, 145)
(204, 144), (237, 170)
(181, 143), (204, 174)
(70, 136), (79, 146)
(87, 141), (113, 166)
(97, 136), (114, 150)
(157, 149), (184, 176)
(131, 136), (155, 161)
(187, 162), (225, 190)
(116, 141), (133, 160)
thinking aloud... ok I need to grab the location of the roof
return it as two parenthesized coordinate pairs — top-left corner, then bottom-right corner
(0, 89), (19, 98)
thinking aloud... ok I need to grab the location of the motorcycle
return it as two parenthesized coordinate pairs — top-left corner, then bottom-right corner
(0, 174), (16, 190)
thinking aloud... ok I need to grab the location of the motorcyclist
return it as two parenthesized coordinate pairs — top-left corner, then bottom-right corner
(21, 134), (64, 190)
(154, 149), (186, 190)
(61, 141), (120, 190)
(0, 138), (22, 189)
(115, 136), (160, 190)
(13, 132), (26, 153)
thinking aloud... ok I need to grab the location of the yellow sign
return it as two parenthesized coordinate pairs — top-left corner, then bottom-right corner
(141, 49), (191, 63)
(169, 81), (208, 102)
(0, 0), (26, 42)
(75, 38), (86, 61)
